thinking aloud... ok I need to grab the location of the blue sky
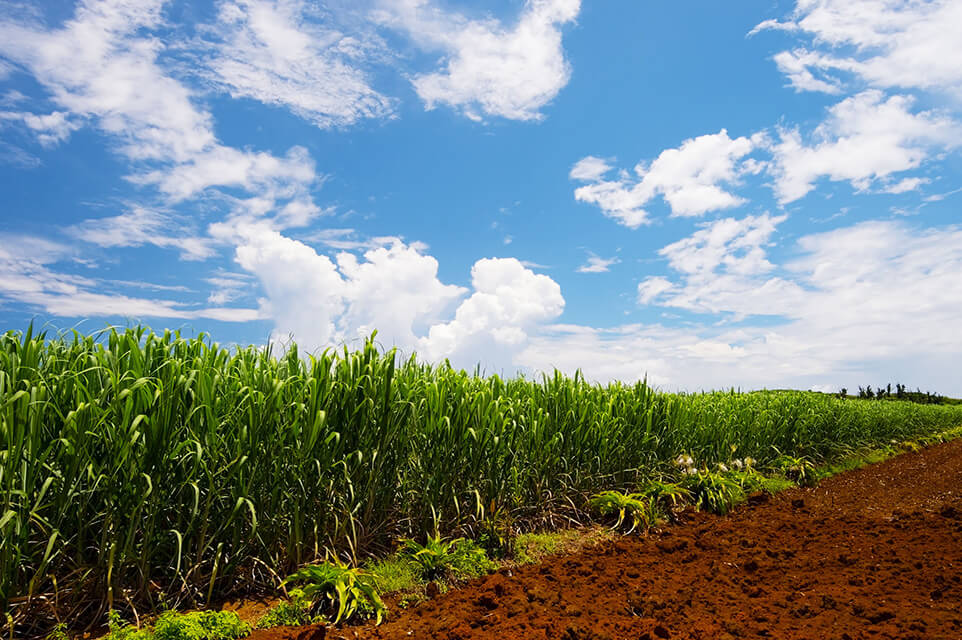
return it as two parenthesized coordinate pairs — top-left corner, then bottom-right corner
(1, 0), (961, 394)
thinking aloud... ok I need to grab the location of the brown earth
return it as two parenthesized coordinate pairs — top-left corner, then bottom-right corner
(252, 439), (962, 640)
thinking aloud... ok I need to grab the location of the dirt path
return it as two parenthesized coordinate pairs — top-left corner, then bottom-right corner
(259, 440), (962, 640)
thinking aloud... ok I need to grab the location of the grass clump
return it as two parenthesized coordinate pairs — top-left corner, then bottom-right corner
(364, 555), (425, 609)
(255, 589), (323, 629)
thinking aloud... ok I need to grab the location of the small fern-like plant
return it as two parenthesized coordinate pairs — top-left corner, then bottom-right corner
(284, 560), (387, 625)
(588, 490), (658, 533)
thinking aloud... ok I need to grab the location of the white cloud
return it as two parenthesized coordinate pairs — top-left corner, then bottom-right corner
(202, 0), (395, 128)
(568, 155), (610, 181)
(522, 219), (962, 394)
(576, 252), (619, 273)
(377, 0), (580, 121)
(659, 213), (784, 279)
(0, 0), (320, 211)
(231, 224), (563, 368)
(771, 49), (843, 94)
(771, 91), (960, 203)
(755, 0), (962, 97)
(0, 232), (258, 321)
(233, 224), (464, 351)
(419, 257), (564, 366)
(136, 145), (318, 202)
(70, 206), (216, 261)
(571, 130), (761, 227)
(880, 176), (929, 194)
(636, 276), (673, 304)
(0, 110), (82, 146)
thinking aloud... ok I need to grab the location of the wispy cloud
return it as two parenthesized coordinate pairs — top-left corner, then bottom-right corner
(375, 0), (580, 121)
(200, 0), (395, 128)
(576, 252), (619, 273)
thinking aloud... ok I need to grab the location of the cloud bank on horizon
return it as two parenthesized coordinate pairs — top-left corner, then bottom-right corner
(0, 0), (961, 394)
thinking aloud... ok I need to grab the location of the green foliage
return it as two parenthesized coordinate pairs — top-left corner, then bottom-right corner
(284, 560), (386, 625)
(152, 611), (249, 640)
(772, 454), (818, 486)
(589, 490), (659, 532)
(474, 507), (516, 559)
(106, 612), (153, 640)
(46, 623), (69, 640)
(103, 611), (249, 640)
(364, 556), (422, 594)
(729, 470), (795, 495)
(255, 589), (322, 629)
(680, 471), (745, 515)
(512, 532), (564, 565)
(511, 528), (613, 565)
(400, 534), (495, 582)
(3, 325), (962, 633)
(640, 479), (690, 511)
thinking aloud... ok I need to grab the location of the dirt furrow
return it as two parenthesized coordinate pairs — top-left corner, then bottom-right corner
(258, 439), (962, 640)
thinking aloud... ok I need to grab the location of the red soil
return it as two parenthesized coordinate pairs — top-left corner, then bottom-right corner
(253, 439), (962, 640)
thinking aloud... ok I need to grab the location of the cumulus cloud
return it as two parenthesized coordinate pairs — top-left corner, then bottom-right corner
(419, 257), (564, 365)
(771, 91), (961, 203)
(635, 213), (800, 318)
(571, 130), (762, 227)
(202, 0), (395, 128)
(377, 0), (580, 121)
(754, 0), (962, 97)
(231, 225), (563, 367)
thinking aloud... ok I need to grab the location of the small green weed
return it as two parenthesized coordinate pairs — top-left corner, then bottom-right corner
(284, 560), (387, 625)
(588, 490), (659, 532)
(46, 623), (69, 640)
(772, 454), (817, 486)
(364, 555), (426, 608)
(400, 534), (495, 582)
(475, 506), (516, 559)
(640, 480), (690, 512)
(729, 469), (795, 494)
(256, 589), (323, 629)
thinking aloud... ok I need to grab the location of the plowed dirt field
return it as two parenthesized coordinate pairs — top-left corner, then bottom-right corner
(254, 439), (962, 640)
